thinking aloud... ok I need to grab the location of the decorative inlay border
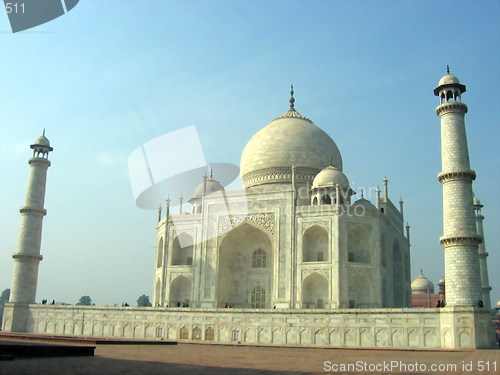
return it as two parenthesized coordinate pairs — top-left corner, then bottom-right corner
(242, 166), (321, 188)
(170, 272), (193, 282)
(218, 213), (275, 237)
(301, 269), (329, 281)
(302, 221), (329, 232)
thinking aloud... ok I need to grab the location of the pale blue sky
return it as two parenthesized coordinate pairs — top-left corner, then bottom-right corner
(1, 0), (499, 306)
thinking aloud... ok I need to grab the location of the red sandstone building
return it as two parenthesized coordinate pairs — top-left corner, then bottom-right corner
(411, 271), (445, 308)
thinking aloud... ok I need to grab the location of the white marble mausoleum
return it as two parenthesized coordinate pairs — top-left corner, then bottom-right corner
(2, 73), (492, 349)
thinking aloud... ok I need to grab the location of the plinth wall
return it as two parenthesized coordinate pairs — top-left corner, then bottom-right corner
(2, 304), (491, 349)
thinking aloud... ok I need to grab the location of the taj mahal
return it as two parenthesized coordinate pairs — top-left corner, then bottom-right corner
(153, 85), (410, 311)
(2, 71), (493, 349)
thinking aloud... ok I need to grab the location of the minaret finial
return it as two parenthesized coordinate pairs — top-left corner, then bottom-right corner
(446, 65), (450, 74)
(328, 156), (333, 167)
(289, 84), (295, 110)
(210, 167), (213, 178)
(420, 268), (423, 275)
(383, 176), (388, 199)
(42, 129), (45, 136)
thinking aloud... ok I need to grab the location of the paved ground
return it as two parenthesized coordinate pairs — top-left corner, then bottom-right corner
(1, 342), (499, 375)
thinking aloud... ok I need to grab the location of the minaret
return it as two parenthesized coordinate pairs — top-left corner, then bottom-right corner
(8, 132), (53, 331)
(434, 69), (482, 306)
(473, 196), (491, 309)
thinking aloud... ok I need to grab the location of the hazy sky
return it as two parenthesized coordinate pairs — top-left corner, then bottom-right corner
(0, 0), (499, 307)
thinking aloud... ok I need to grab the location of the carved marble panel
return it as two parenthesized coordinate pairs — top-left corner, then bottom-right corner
(301, 269), (329, 281)
(170, 272), (193, 282)
(302, 221), (329, 232)
(218, 213), (275, 237)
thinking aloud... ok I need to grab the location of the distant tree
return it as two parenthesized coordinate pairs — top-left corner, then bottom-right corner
(76, 295), (92, 306)
(0, 289), (11, 329)
(137, 295), (152, 307)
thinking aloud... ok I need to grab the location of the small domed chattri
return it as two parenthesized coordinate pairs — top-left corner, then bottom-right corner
(191, 176), (223, 199)
(32, 129), (51, 148)
(30, 130), (53, 155)
(33, 135), (51, 147)
(312, 165), (349, 189)
(438, 73), (461, 86)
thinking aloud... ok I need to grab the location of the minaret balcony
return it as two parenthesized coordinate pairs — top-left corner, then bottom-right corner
(12, 253), (43, 261)
(19, 206), (47, 216)
(436, 101), (468, 116)
(439, 235), (482, 246)
(437, 170), (476, 183)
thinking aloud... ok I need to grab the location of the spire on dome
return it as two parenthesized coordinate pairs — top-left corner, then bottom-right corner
(274, 85), (312, 123)
(446, 65), (450, 74)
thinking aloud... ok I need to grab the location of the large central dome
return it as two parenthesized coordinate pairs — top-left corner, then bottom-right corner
(240, 99), (342, 188)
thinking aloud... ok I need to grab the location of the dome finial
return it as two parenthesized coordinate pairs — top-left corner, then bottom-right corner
(289, 84), (295, 110)
(328, 156), (333, 167)
(446, 65), (450, 74)
(42, 128), (45, 136)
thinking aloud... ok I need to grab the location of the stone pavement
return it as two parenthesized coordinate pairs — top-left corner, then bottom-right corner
(1, 342), (499, 375)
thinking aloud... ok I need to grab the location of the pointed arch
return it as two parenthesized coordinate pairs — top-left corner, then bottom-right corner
(172, 233), (194, 265)
(217, 222), (272, 308)
(348, 273), (372, 308)
(347, 225), (371, 263)
(205, 327), (214, 340)
(302, 272), (328, 309)
(321, 195), (331, 204)
(192, 326), (201, 340)
(154, 278), (161, 306)
(392, 240), (404, 307)
(169, 275), (191, 307)
(303, 225), (328, 262)
(179, 326), (188, 340)
(381, 234), (387, 268)
(156, 237), (164, 268)
(381, 275), (390, 307)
